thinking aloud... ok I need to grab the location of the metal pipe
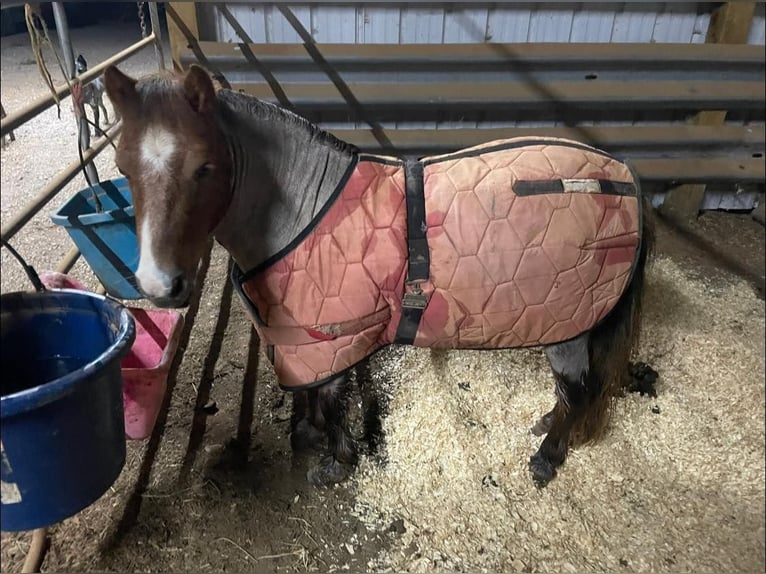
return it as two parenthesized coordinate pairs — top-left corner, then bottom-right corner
(1, 123), (122, 243)
(148, 2), (166, 71)
(50, 3), (74, 80)
(52, 2), (98, 184)
(1, 34), (154, 138)
(55, 246), (81, 274)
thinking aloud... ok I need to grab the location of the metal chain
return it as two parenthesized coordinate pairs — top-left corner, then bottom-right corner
(137, 2), (148, 38)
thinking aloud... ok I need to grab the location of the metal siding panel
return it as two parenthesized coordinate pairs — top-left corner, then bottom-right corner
(691, 11), (711, 44)
(399, 7), (444, 43)
(219, 4), (266, 43)
(612, 4), (661, 43)
(264, 5), (311, 43)
(214, 6), (231, 42)
(486, 6), (532, 42)
(311, 5), (357, 43)
(527, 5), (576, 43)
(357, 6), (401, 43)
(651, 3), (699, 43)
(749, 3), (765, 45)
(443, 7), (489, 43)
(570, 4), (617, 43)
(205, 3), (732, 47)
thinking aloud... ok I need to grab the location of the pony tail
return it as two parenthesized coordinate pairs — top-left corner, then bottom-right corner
(571, 197), (655, 445)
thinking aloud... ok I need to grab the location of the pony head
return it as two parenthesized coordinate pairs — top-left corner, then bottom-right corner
(104, 65), (232, 307)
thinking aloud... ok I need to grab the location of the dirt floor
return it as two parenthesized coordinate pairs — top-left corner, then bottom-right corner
(2, 21), (765, 574)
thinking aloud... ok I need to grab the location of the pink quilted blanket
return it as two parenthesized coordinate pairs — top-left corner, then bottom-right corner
(233, 137), (642, 390)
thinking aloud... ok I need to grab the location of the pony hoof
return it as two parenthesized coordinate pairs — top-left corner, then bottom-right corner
(528, 453), (556, 487)
(627, 361), (659, 398)
(530, 412), (554, 437)
(307, 455), (351, 486)
(290, 419), (327, 452)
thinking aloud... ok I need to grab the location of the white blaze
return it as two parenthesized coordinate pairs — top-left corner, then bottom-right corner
(139, 126), (177, 174)
(135, 126), (178, 297)
(135, 216), (172, 297)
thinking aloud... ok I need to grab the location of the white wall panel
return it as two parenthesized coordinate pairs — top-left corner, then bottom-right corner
(207, 3), (766, 46)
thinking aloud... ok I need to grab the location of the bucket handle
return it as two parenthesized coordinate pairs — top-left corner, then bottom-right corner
(1, 238), (45, 292)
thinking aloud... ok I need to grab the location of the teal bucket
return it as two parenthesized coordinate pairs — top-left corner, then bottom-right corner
(0, 289), (135, 532)
(50, 178), (141, 300)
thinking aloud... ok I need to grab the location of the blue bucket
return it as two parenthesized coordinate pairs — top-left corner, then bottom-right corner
(50, 178), (141, 300)
(0, 289), (136, 532)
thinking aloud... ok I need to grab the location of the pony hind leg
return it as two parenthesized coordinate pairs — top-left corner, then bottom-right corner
(306, 373), (358, 486)
(531, 334), (590, 438)
(531, 195), (656, 486)
(530, 333), (595, 486)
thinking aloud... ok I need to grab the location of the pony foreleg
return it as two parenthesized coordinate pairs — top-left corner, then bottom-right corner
(99, 100), (110, 127)
(305, 374), (357, 486)
(90, 104), (102, 136)
(530, 409), (555, 437)
(289, 389), (327, 452)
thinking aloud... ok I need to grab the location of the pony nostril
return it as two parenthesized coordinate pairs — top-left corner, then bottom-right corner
(169, 275), (186, 298)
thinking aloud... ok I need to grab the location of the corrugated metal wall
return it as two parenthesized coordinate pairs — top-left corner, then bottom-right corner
(199, 2), (765, 45)
(196, 2), (765, 129)
(197, 2), (766, 129)
(194, 3), (763, 206)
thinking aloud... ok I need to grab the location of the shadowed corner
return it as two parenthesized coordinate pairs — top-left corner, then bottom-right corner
(655, 209), (766, 300)
(213, 323), (261, 471)
(100, 238), (214, 553)
(176, 255), (236, 487)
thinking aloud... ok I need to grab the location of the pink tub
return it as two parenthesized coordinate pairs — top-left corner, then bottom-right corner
(120, 308), (183, 439)
(39, 272), (183, 440)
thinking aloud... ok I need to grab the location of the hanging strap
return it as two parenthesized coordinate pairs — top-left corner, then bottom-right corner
(394, 159), (430, 345)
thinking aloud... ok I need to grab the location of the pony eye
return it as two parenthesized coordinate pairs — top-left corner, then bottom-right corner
(194, 163), (213, 180)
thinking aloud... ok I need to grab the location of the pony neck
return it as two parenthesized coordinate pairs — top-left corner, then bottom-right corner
(211, 90), (357, 273)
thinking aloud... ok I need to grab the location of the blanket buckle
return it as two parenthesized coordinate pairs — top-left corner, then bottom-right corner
(402, 283), (427, 310)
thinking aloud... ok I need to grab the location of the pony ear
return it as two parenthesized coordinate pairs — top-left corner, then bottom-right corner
(104, 66), (138, 117)
(183, 65), (216, 115)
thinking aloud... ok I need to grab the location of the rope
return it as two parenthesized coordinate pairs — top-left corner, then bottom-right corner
(24, 3), (70, 120)
(23, 4), (101, 212)
(2, 237), (45, 292)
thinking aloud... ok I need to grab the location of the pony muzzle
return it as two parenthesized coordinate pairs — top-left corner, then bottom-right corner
(135, 268), (192, 308)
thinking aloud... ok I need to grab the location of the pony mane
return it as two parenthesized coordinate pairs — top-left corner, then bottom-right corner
(135, 72), (181, 102)
(215, 88), (359, 155)
(131, 70), (359, 155)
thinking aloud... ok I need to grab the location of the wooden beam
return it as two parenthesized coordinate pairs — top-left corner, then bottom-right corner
(179, 40), (765, 69)
(329, 125), (765, 160)
(166, 2), (199, 72)
(229, 80), (764, 111)
(627, 158), (764, 183)
(661, 2), (757, 219)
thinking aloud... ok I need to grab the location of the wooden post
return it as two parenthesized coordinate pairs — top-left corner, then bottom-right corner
(166, 2), (199, 72)
(660, 2), (756, 220)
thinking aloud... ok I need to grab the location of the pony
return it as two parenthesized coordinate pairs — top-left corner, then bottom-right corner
(76, 54), (111, 136)
(103, 64), (655, 487)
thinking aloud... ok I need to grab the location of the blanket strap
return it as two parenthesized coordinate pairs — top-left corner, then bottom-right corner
(394, 159), (430, 345)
